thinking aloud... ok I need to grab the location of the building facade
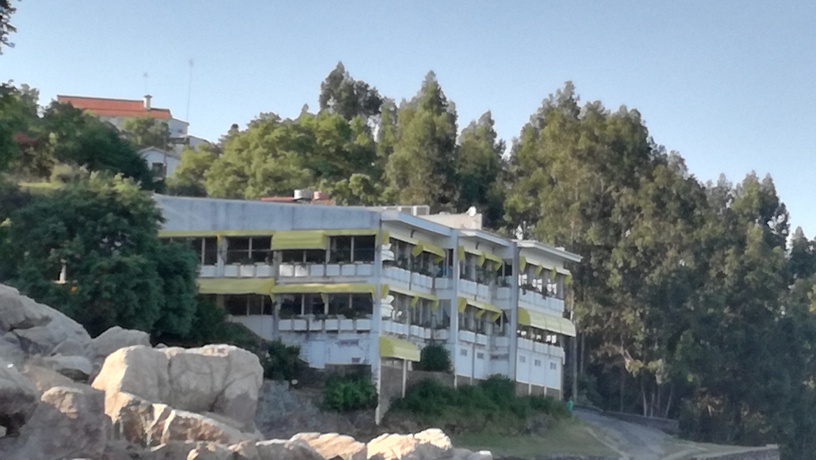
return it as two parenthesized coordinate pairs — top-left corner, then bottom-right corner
(156, 195), (581, 418)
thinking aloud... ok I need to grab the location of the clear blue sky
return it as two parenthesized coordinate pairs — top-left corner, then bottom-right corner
(4, 1), (815, 236)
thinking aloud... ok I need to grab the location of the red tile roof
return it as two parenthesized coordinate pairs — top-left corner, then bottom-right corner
(57, 95), (172, 120)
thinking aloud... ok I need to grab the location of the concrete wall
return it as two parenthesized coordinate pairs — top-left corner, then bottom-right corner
(406, 369), (455, 388)
(379, 364), (404, 419)
(277, 331), (374, 369)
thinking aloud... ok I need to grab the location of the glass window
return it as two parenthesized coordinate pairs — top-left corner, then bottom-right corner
(304, 250), (326, 264)
(280, 294), (302, 317)
(327, 294), (350, 316)
(351, 294), (373, 317)
(306, 294), (325, 316)
(352, 236), (375, 263)
(281, 250), (302, 263)
(251, 237), (272, 263)
(225, 295), (247, 316)
(202, 237), (218, 265)
(226, 237), (250, 264)
(330, 236), (352, 263)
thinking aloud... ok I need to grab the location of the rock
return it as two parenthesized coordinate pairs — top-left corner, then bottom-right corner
(0, 360), (39, 435)
(292, 432), (366, 460)
(0, 425), (6, 438)
(18, 363), (79, 392)
(0, 340), (25, 368)
(186, 442), (233, 460)
(9, 385), (109, 460)
(51, 338), (87, 357)
(256, 438), (324, 460)
(159, 409), (253, 445)
(229, 440), (259, 459)
(0, 284), (91, 356)
(39, 354), (93, 381)
(367, 428), (453, 460)
(89, 326), (151, 364)
(93, 344), (263, 433)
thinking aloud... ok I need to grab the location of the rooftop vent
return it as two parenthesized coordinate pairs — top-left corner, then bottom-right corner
(293, 189), (313, 202)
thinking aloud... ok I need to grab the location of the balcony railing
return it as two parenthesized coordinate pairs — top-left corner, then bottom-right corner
(518, 289), (565, 313)
(279, 263), (374, 278)
(278, 317), (372, 332)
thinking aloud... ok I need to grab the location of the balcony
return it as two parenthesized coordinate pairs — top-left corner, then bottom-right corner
(459, 280), (491, 300)
(279, 263), (374, 278)
(518, 289), (565, 313)
(199, 265), (218, 277)
(278, 317), (372, 332)
(383, 266), (434, 290)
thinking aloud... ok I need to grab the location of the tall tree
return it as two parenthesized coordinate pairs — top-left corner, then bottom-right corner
(121, 116), (172, 151)
(0, 0), (16, 54)
(3, 173), (198, 337)
(455, 111), (506, 227)
(318, 62), (383, 121)
(167, 144), (219, 197)
(385, 72), (458, 210)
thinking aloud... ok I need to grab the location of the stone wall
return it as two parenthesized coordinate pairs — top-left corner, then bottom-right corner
(379, 365), (404, 421)
(690, 446), (780, 460)
(408, 370), (455, 388)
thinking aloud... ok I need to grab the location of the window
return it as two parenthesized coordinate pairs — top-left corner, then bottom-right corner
(327, 294), (350, 316)
(280, 294), (303, 317)
(352, 236), (375, 263)
(280, 249), (326, 264)
(151, 162), (166, 179)
(188, 237), (218, 265)
(225, 295), (273, 316)
(550, 362), (557, 370)
(534, 359), (542, 367)
(350, 294), (373, 317)
(477, 352), (485, 360)
(330, 236), (352, 263)
(306, 294), (325, 316)
(460, 349), (468, 357)
(226, 237), (271, 264)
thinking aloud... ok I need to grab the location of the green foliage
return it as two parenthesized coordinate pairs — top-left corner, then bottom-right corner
(166, 144), (219, 197)
(319, 62), (383, 121)
(2, 173), (196, 337)
(262, 340), (306, 382)
(323, 375), (378, 412)
(390, 376), (568, 434)
(121, 117), (171, 151)
(415, 343), (452, 373)
(455, 111), (506, 228)
(0, 0), (16, 54)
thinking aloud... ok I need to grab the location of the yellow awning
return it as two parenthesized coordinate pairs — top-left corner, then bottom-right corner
(197, 278), (275, 295)
(534, 265), (544, 276)
(457, 297), (503, 321)
(411, 242), (445, 259)
(271, 283), (375, 296)
(484, 252), (504, 266)
(160, 229), (276, 238)
(324, 229), (379, 236)
(379, 336), (421, 362)
(519, 256), (528, 272)
(458, 246), (465, 260)
(476, 253), (487, 266)
(271, 230), (327, 250)
(518, 308), (576, 337)
(388, 287), (439, 309)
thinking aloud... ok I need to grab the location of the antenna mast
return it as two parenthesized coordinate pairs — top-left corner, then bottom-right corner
(186, 59), (194, 122)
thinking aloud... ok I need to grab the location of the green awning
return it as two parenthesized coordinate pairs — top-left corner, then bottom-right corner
(379, 336), (421, 362)
(519, 256), (528, 272)
(271, 230), (327, 250)
(271, 283), (375, 296)
(197, 278), (275, 295)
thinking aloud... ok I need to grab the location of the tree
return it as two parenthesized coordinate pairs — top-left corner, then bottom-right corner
(167, 144), (219, 197)
(0, 0), (16, 54)
(318, 62), (383, 121)
(789, 227), (816, 282)
(121, 116), (172, 151)
(455, 111), (506, 227)
(3, 173), (198, 337)
(385, 72), (458, 211)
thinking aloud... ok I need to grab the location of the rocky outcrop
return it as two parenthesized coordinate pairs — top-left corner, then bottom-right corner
(0, 361), (39, 435)
(89, 326), (151, 365)
(92, 344), (263, 433)
(293, 432), (367, 460)
(367, 428), (455, 460)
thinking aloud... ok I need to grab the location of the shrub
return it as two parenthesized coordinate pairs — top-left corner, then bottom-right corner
(323, 375), (378, 412)
(262, 340), (306, 382)
(415, 344), (452, 372)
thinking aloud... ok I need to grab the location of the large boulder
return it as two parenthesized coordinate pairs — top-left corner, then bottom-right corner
(292, 432), (366, 460)
(256, 438), (324, 460)
(7, 385), (110, 460)
(38, 354), (93, 381)
(0, 284), (91, 356)
(89, 326), (151, 365)
(18, 363), (80, 393)
(93, 344), (263, 433)
(367, 428), (453, 460)
(0, 360), (39, 435)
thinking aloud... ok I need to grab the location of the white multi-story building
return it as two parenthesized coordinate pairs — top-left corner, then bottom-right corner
(155, 195), (581, 419)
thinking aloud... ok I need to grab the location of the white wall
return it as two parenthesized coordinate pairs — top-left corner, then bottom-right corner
(141, 149), (180, 177)
(277, 332), (373, 369)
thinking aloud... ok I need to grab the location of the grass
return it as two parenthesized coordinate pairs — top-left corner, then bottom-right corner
(454, 418), (618, 458)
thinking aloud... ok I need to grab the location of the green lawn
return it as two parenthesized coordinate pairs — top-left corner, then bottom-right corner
(454, 419), (619, 458)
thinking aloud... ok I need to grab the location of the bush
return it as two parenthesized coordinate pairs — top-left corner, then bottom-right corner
(323, 375), (378, 412)
(415, 344), (452, 372)
(262, 340), (306, 382)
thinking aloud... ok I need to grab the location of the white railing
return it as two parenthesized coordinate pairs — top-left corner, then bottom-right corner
(432, 329), (450, 341)
(278, 317), (371, 332)
(383, 266), (434, 290)
(518, 289), (565, 313)
(199, 265), (217, 277)
(279, 263), (374, 278)
(458, 330), (476, 343)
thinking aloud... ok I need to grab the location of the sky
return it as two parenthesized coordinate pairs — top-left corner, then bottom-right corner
(3, 1), (815, 235)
